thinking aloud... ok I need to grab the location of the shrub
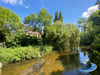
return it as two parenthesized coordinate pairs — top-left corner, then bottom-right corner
(46, 21), (80, 51)
(5, 33), (43, 47)
(91, 34), (100, 51)
(0, 45), (52, 65)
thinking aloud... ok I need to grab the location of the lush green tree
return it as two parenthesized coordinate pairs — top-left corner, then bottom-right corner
(0, 6), (22, 42)
(46, 21), (80, 51)
(46, 21), (70, 51)
(58, 11), (63, 22)
(54, 11), (58, 22)
(77, 18), (88, 32)
(77, 18), (94, 45)
(24, 8), (53, 45)
(24, 13), (38, 29)
(87, 10), (100, 43)
(91, 34), (100, 50)
(65, 23), (80, 49)
(54, 11), (63, 22)
(23, 13), (38, 32)
(38, 8), (53, 45)
(88, 10), (100, 27)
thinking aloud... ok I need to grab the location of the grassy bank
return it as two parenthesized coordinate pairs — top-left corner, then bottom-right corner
(0, 46), (53, 65)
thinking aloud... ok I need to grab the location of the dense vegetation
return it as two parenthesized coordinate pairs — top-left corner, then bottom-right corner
(54, 11), (63, 22)
(78, 10), (100, 66)
(46, 21), (80, 51)
(0, 6), (80, 65)
(0, 46), (52, 65)
(0, 6), (22, 43)
(0, 0), (100, 66)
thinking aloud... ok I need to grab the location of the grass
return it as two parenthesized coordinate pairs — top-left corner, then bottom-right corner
(0, 45), (53, 65)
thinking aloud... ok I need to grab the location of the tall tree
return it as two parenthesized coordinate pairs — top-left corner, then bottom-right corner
(38, 8), (53, 45)
(54, 11), (58, 22)
(54, 11), (63, 22)
(58, 11), (63, 22)
(77, 18), (90, 45)
(77, 18), (88, 32)
(24, 8), (53, 45)
(88, 10), (100, 38)
(24, 13), (38, 31)
(0, 6), (21, 42)
(46, 21), (80, 51)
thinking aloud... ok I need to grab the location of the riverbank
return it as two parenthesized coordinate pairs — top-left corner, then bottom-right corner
(0, 46), (53, 65)
(1, 50), (79, 75)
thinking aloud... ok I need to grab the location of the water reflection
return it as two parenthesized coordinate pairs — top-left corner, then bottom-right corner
(88, 49), (100, 75)
(1, 47), (100, 75)
(58, 54), (80, 71)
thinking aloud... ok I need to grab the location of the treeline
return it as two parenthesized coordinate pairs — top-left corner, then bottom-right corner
(78, 10), (100, 49)
(0, 6), (80, 51)
(0, 6), (80, 65)
(78, 10), (100, 66)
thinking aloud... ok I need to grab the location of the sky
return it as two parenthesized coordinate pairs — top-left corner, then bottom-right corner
(0, 0), (99, 24)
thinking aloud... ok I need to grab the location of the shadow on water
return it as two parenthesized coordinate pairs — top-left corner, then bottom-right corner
(50, 50), (83, 75)
(87, 49), (100, 75)
(58, 53), (80, 71)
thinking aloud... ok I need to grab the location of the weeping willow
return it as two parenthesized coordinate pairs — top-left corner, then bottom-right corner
(46, 21), (80, 51)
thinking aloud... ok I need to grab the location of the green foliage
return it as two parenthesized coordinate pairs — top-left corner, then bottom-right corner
(46, 21), (80, 51)
(77, 18), (88, 32)
(54, 11), (63, 22)
(24, 13), (38, 31)
(58, 11), (63, 22)
(78, 11), (100, 45)
(0, 6), (22, 44)
(24, 8), (53, 45)
(65, 23), (80, 49)
(38, 8), (53, 45)
(91, 34), (100, 50)
(54, 11), (58, 22)
(0, 30), (5, 42)
(24, 13), (37, 26)
(38, 8), (53, 26)
(80, 32), (93, 45)
(0, 46), (53, 65)
(87, 10), (100, 46)
(5, 33), (43, 47)
(89, 49), (100, 66)
(0, 6), (22, 34)
(88, 10), (100, 27)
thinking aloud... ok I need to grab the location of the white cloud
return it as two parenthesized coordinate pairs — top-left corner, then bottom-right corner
(82, 5), (99, 18)
(1, 0), (29, 8)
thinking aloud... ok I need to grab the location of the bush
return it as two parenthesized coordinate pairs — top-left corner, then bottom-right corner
(46, 21), (80, 51)
(0, 45), (52, 65)
(90, 49), (100, 66)
(91, 34), (100, 51)
(5, 33), (43, 47)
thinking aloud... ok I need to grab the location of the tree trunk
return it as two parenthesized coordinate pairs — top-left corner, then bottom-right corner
(43, 28), (46, 45)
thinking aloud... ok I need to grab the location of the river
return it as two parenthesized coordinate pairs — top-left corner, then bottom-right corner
(0, 47), (100, 75)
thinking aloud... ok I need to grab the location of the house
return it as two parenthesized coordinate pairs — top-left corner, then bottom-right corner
(26, 31), (41, 37)
(22, 23), (41, 37)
